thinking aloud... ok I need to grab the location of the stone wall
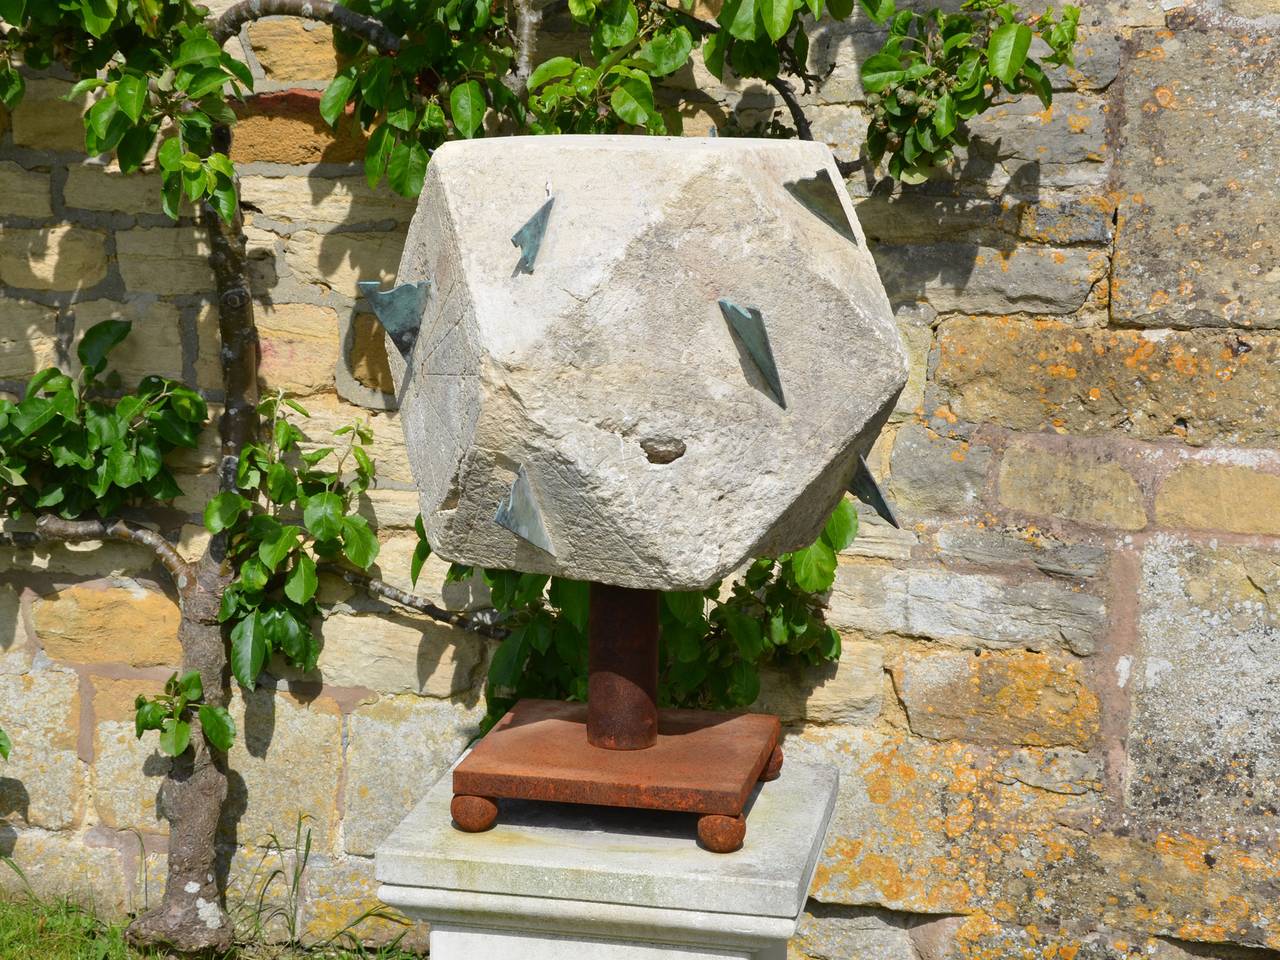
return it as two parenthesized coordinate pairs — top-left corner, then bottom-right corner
(1, 0), (1278, 956)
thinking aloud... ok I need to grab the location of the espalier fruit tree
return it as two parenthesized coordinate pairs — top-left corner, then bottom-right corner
(0, 0), (1074, 950)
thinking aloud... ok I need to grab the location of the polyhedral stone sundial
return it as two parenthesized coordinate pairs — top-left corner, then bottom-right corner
(370, 135), (906, 852)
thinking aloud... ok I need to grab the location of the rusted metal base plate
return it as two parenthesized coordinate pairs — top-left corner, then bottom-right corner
(453, 699), (781, 817)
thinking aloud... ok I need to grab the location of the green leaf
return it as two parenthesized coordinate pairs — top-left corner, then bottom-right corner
(115, 74), (148, 123)
(988, 22), (1032, 84)
(67, 77), (106, 100)
(0, 67), (25, 111)
(173, 34), (221, 68)
(134, 701), (166, 739)
(364, 123), (395, 188)
(857, 0), (893, 22)
(284, 553), (318, 604)
(303, 492), (345, 541)
(410, 540), (431, 588)
(719, 0), (759, 40)
(259, 523), (301, 572)
(198, 705), (236, 752)
(204, 491), (249, 534)
(319, 70), (356, 127)
(821, 499), (859, 552)
(860, 53), (904, 93)
(230, 611), (267, 690)
(725, 608), (766, 660)
(386, 139), (429, 196)
(663, 591), (705, 624)
(82, 0), (118, 36)
(77, 319), (131, 376)
(0, 726), (9, 761)
(340, 515), (379, 569)
(610, 76), (654, 126)
(702, 30), (729, 80)
(727, 660), (760, 705)
(761, 0), (794, 42)
(176, 669), (203, 702)
(0, 0), (24, 23)
(549, 578), (590, 635)
(158, 718), (191, 757)
(449, 81), (486, 138)
(933, 91), (957, 138)
(529, 57), (577, 91)
(598, 0), (639, 47)
(638, 27), (694, 76)
(265, 462), (296, 505)
(790, 540), (837, 593)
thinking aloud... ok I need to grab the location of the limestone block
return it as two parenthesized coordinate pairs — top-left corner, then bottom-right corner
(342, 695), (482, 856)
(1112, 31), (1280, 329)
(894, 648), (1100, 748)
(998, 441), (1147, 530)
(255, 302), (340, 395)
(63, 166), (169, 215)
(348, 312), (396, 393)
(0, 299), (58, 379)
(0, 585), (33, 675)
(0, 533), (155, 577)
(91, 678), (169, 832)
(966, 93), (1106, 166)
(300, 854), (426, 947)
(792, 907), (924, 960)
(888, 423), (992, 515)
(756, 640), (883, 725)
(0, 671), (83, 830)
(68, 299), (184, 382)
(0, 828), (126, 911)
(935, 317), (1280, 446)
(871, 242), (1102, 315)
(932, 523), (1107, 579)
(240, 175), (413, 227)
(829, 561), (1105, 655)
(0, 162), (52, 219)
(222, 686), (343, 853)
(286, 229), (402, 292)
(1155, 462), (1280, 536)
(115, 226), (211, 295)
(247, 19), (342, 83)
(9, 77), (88, 153)
(315, 611), (485, 697)
(0, 224), (108, 291)
(391, 137), (906, 590)
(33, 580), (182, 668)
(1128, 536), (1280, 838)
(230, 90), (365, 165)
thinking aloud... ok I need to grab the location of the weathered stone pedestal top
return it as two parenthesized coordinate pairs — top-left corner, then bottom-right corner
(376, 756), (838, 959)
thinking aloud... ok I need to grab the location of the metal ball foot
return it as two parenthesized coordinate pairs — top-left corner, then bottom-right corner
(759, 746), (784, 782)
(452, 795), (499, 832)
(697, 813), (746, 853)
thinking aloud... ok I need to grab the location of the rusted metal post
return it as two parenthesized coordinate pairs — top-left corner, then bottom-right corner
(587, 583), (659, 750)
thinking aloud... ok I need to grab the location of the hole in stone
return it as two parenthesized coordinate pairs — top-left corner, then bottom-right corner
(640, 437), (686, 464)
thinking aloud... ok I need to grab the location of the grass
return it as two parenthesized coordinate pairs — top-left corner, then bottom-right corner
(0, 896), (424, 960)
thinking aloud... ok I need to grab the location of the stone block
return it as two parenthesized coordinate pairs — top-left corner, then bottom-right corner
(9, 77), (88, 153)
(792, 907), (923, 960)
(829, 561), (1105, 655)
(223, 686), (343, 853)
(393, 137), (904, 590)
(756, 641), (883, 725)
(230, 90), (365, 165)
(300, 854), (426, 946)
(342, 695), (482, 856)
(0, 299), (58, 379)
(997, 441), (1147, 530)
(0, 225), (108, 291)
(91, 678), (169, 832)
(888, 423), (992, 515)
(995, 746), (1102, 795)
(69, 299), (184, 382)
(872, 242), (1103, 315)
(1128, 536), (1280, 838)
(1112, 31), (1280, 329)
(63, 165), (171, 215)
(33, 580), (182, 668)
(0, 162), (52, 219)
(315, 611), (485, 698)
(115, 226), (212, 295)
(966, 93), (1106, 166)
(932, 523), (1108, 579)
(1155, 462), (1280, 536)
(0, 533), (155, 578)
(348, 312), (396, 393)
(247, 19), (342, 83)
(240, 174), (413, 226)
(0, 828), (126, 912)
(895, 648), (1099, 748)
(0, 671), (83, 830)
(256, 302), (339, 395)
(285, 229), (401, 294)
(0, 585), (33, 675)
(935, 317), (1280, 445)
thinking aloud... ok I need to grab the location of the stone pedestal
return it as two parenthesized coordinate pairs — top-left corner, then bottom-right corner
(376, 755), (838, 959)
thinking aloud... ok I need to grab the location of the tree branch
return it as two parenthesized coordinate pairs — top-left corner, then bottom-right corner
(208, 0), (401, 53)
(2, 516), (190, 583)
(766, 75), (813, 141)
(326, 566), (507, 640)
